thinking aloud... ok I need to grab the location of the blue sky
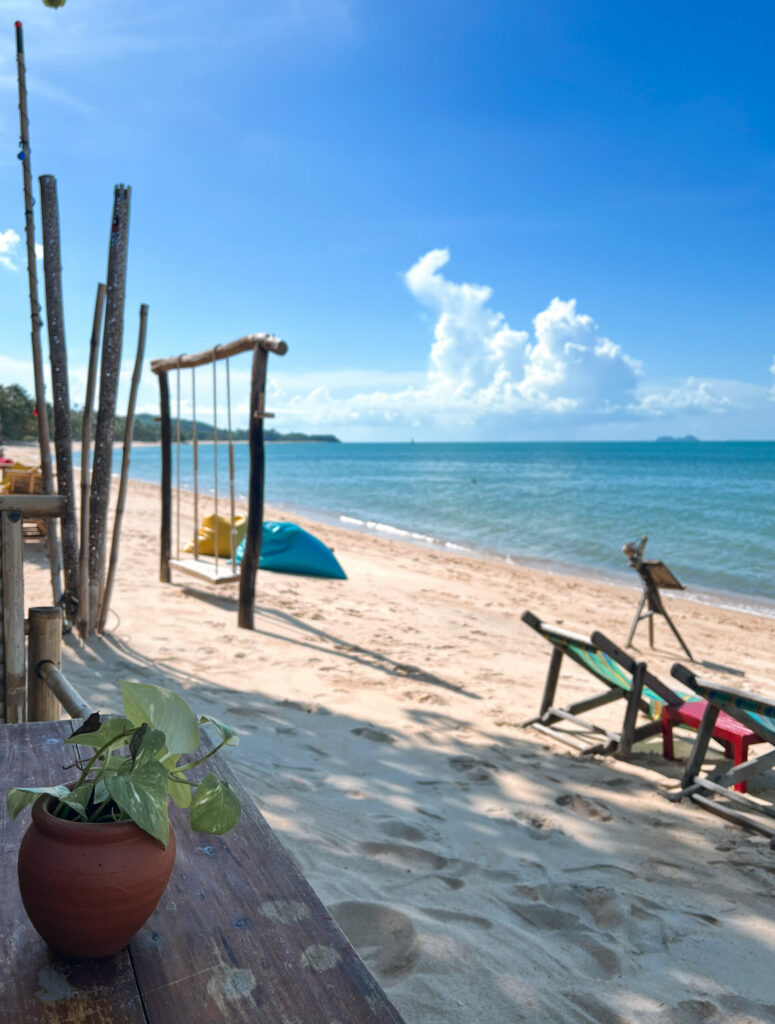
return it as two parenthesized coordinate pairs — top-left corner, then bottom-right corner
(1, 0), (773, 440)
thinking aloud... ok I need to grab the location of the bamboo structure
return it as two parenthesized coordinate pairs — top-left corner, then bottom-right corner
(14, 20), (62, 606)
(27, 607), (62, 722)
(39, 175), (79, 623)
(36, 661), (93, 720)
(88, 185), (131, 634)
(78, 283), (107, 638)
(97, 304), (149, 632)
(0, 510), (24, 723)
(152, 335), (287, 629)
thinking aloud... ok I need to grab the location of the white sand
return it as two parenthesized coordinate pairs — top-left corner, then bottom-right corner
(9, 445), (775, 1024)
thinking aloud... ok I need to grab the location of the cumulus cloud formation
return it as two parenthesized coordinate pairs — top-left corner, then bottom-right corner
(273, 248), (662, 431)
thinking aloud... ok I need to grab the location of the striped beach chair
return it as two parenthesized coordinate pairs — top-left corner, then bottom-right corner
(521, 611), (685, 756)
(670, 665), (775, 845)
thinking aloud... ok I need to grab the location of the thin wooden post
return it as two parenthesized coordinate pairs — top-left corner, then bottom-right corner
(78, 283), (106, 638)
(98, 304), (148, 632)
(39, 174), (79, 624)
(14, 20), (62, 607)
(238, 343), (268, 630)
(88, 185), (131, 633)
(27, 607), (62, 722)
(1, 511), (25, 723)
(159, 371), (172, 583)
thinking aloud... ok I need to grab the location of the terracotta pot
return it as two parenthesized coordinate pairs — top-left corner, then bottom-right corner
(17, 795), (176, 958)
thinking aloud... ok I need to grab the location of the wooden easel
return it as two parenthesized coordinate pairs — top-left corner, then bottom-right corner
(623, 536), (693, 659)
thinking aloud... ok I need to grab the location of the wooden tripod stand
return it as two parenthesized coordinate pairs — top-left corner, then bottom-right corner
(623, 537), (693, 659)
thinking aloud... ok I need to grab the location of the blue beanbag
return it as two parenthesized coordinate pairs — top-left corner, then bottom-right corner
(236, 522), (346, 580)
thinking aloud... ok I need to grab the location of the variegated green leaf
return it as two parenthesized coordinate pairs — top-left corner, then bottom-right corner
(190, 774), (241, 835)
(198, 715), (239, 746)
(121, 681), (199, 756)
(105, 761), (170, 847)
(7, 785), (70, 821)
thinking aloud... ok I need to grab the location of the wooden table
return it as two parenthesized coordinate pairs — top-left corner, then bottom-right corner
(0, 721), (406, 1024)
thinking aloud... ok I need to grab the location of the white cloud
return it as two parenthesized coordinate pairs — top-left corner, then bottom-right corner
(272, 249), (665, 431)
(0, 228), (21, 271)
(770, 357), (775, 400)
(636, 378), (732, 416)
(35, 244), (43, 261)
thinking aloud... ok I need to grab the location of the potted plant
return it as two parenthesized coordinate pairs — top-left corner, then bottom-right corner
(6, 680), (241, 958)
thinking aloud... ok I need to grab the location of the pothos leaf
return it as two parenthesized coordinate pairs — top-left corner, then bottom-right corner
(198, 715), (239, 747)
(120, 681), (199, 757)
(7, 785), (70, 821)
(106, 761), (170, 847)
(189, 774), (241, 835)
(65, 717), (136, 750)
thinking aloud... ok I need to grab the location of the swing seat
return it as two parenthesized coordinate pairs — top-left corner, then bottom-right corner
(168, 557), (241, 584)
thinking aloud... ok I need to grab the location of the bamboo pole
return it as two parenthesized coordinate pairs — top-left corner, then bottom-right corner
(78, 283), (106, 638)
(27, 607), (62, 722)
(14, 20), (62, 607)
(88, 185), (131, 634)
(1, 511), (25, 722)
(36, 661), (93, 720)
(97, 304), (148, 632)
(0, 495), (65, 517)
(39, 175), (78, 624)
(150, 334), (287, 374)
(159, 371), (172, 583)
(238, 344), (268, 630)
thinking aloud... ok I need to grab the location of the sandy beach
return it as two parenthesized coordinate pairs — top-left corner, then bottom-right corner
(7, 444), (775, 1024)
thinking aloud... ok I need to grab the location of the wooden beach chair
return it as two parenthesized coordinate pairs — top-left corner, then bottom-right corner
(521, 610), (687, 756)
(669, 664), (775, 845)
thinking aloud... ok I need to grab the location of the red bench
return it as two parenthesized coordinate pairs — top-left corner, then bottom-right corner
(661, 699), (765, 793)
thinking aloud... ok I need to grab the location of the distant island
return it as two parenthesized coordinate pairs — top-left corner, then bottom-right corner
(131, 415), (340, 444)
(656, 435), (700, 443)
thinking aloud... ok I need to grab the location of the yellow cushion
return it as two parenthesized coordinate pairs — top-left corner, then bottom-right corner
(184, 513), (247, 557)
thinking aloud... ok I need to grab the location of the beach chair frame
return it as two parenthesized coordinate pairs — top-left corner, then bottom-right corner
(670, 664), (775, 846)
(521, 611), (683, 756)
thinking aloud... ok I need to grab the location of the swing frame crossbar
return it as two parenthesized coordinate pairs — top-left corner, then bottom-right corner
(151, 333), (288, 630)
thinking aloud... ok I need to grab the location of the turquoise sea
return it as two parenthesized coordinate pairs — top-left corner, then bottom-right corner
(87, 441), (775, 614)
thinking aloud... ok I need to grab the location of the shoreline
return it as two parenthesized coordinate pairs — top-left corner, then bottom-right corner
(6, 439), (773, 619)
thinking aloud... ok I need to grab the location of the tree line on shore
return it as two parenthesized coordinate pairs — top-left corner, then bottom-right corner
(0, 383), (339, 446)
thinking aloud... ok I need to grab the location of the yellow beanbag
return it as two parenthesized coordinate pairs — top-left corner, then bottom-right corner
(184, 513), (247, 557)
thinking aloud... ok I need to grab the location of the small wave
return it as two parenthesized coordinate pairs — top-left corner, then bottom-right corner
(338, 514), (460, 549)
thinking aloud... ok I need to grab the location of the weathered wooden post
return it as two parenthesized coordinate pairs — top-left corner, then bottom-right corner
(88, 185), (131, 633)
(78, 283), (106, 638)
(238, 337), (287, 629)
(14, 20), (62, 606)
(39, 175), (79, 624)
(159, 370), (172, 583)
(27, 607), (62, 722)
(1, 510), (25, 723)
(98, 304), (149, 632)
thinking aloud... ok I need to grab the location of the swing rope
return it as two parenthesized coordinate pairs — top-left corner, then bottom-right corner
(226, 357), (237, 567)
(212, 353), (219, 577)
(192, 366), (199, 560)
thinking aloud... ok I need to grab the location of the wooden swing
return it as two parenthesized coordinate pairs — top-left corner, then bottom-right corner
(150, 334), (288, 629)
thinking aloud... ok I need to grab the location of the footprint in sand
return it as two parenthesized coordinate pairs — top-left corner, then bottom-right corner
(351, 726), (395, 744)
(378, 820), (430, 843)
(555, 793), (612, 821)
(419, 907), (492, 930)
(329, 901), (419, 980)
(276, 699), (331, 715)
(359, 842), (449, 872)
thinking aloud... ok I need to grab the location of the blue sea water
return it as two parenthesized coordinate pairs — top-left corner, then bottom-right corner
(87, 441), (775, 612)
